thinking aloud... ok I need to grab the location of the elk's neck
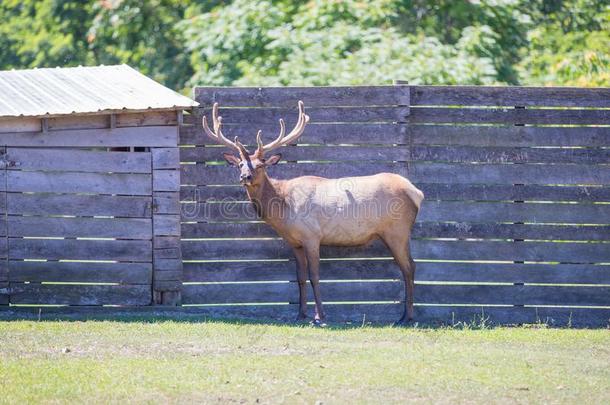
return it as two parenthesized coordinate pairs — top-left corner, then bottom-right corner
(244, 173), (286, 224)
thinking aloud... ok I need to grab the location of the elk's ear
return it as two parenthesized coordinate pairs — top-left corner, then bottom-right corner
(264, 153), (282, 166)
(223, 153), (241, 166)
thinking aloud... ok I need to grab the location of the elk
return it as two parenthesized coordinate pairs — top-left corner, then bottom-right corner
(203, 101), (424, 324)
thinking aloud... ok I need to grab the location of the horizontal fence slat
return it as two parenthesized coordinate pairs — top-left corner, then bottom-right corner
(410, 86), (610, 107)
(181, 123), (609, 147)
(410, 107), (610, 125)
(418, 183), (610, 202)
(180, 200), (610, 224)
(181, 221), (610, 241)
(181, 282), (610, 306)
(180, 144), (610, 165)
(182, 239), (610, 263)
(0, 126), (178, 147)
(183, 261), (610, 285)
(8, 171), (152, 195)
(9, 284), (151, 306)
(7, 149), (152, 173)
(8, 217), (152, 239)
(182, 281), (402, 304)
(7, 194), (152, 218)
(194, 86), (409, 107)
(197, 106), (408, 125)
(9, 239), (152, 261)
(181, 162), (610, 186)
(181, 183), (610, 203)
(9, 261), (152, 284)
(416, 284), (610, 306)
(410, 125), (610, 147)
(180, 123), (404, 145)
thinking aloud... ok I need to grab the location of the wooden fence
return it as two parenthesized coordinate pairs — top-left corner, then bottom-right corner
(178, 85), (610, 325)
(0, 111), (182, 306)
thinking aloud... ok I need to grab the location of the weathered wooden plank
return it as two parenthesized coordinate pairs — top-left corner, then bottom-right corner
(418, 183), (610, 202)
(8, 171), (152, 195)
(410, 86), (610, 107)
(181, 122), (609, 147)
(153, 280), (182, 291)
(7, 194), (152, 218)
(410, 107), (610, 125)
(152, 148), (180, 169)
(8, 217), (152, 239)
(6, 148), (152, 173)
(0, 174), (6, 193)
(182, 281), (402, 304)
(180, 144), (609, 164)
(154, 236), (180, 250)
(409, 125), (610, 147)
(9, 261), (152, 284)
(153, 215), (181, 236)
(415, 284), (610, 306)
(196, 106), (409, 125)
(153, 170), (180, 192)
(9, 239), (151, 261)
(179, 122), (404, 145)
(180, 183), (610, 204)
(155, 258), (182, 272)
(183, 261), (610, 285)
(181, 239), (610, 263)
(181, 221), (610, 241)
(47, 115), (108, 131)
(153, 192), (180, 215)
(180, 200), (610, 224)
(0, 126), (178, 147)
(0, 117), (41, 133)
(9, 283), (151, 305)
(194, 86), (410, 107)
(414, 305), (610, 327)
(181, 162), (610, 186)
(116, 111), (178, 127)
(181, 281), (610, 306)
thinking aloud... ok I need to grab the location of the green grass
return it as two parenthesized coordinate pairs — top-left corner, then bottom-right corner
(1, 319), (609, 404)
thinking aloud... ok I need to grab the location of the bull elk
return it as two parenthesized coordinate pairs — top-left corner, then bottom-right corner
(203, 101), (424, 324)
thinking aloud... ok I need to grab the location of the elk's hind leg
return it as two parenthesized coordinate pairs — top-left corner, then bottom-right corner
(380, 233), (416, 324)
(293, 247), (308, 321)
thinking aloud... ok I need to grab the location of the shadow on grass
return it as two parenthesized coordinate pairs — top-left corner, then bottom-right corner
(0, 306), (596, 330)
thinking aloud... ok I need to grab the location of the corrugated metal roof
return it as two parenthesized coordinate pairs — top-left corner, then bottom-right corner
(0, 64), (198, 118)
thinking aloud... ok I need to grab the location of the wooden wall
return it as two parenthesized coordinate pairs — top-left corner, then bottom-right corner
(0, 111), (182, 306)
(179, 85), (610, 325)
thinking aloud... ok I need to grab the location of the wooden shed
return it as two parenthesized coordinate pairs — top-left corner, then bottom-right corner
(0, 64), (197, 306)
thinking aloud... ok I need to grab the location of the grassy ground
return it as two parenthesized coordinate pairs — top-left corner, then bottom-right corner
(0, 319), (609, 404)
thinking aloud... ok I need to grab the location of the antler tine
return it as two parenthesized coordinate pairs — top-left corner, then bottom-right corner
(202, 102), (240, 152)
(258, 101), (309, 154)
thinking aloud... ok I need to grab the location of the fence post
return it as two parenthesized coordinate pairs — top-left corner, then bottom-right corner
(151, 122), (183, 306)
(393, 80), (411, 174)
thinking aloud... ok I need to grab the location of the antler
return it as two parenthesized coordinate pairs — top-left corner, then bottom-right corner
(202, 103), (249, 156)
(255, 101), (310, 156)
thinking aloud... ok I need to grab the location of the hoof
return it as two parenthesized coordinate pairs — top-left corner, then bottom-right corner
(310, 319), (327, 328)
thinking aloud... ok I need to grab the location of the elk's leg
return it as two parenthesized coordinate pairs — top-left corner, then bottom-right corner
(382, 236), (415, 323)
(304, 243), (325, 322)
(293, 247), (308, 321)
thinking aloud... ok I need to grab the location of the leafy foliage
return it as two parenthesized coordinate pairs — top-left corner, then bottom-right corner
(0, 0), (608, 90)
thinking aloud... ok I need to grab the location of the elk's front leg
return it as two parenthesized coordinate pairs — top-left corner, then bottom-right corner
(304, 243), (325, 323)
(293, 247), (308, 321)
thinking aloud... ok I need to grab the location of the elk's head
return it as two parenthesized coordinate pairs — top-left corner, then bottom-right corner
(203, 101), (309, 187)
